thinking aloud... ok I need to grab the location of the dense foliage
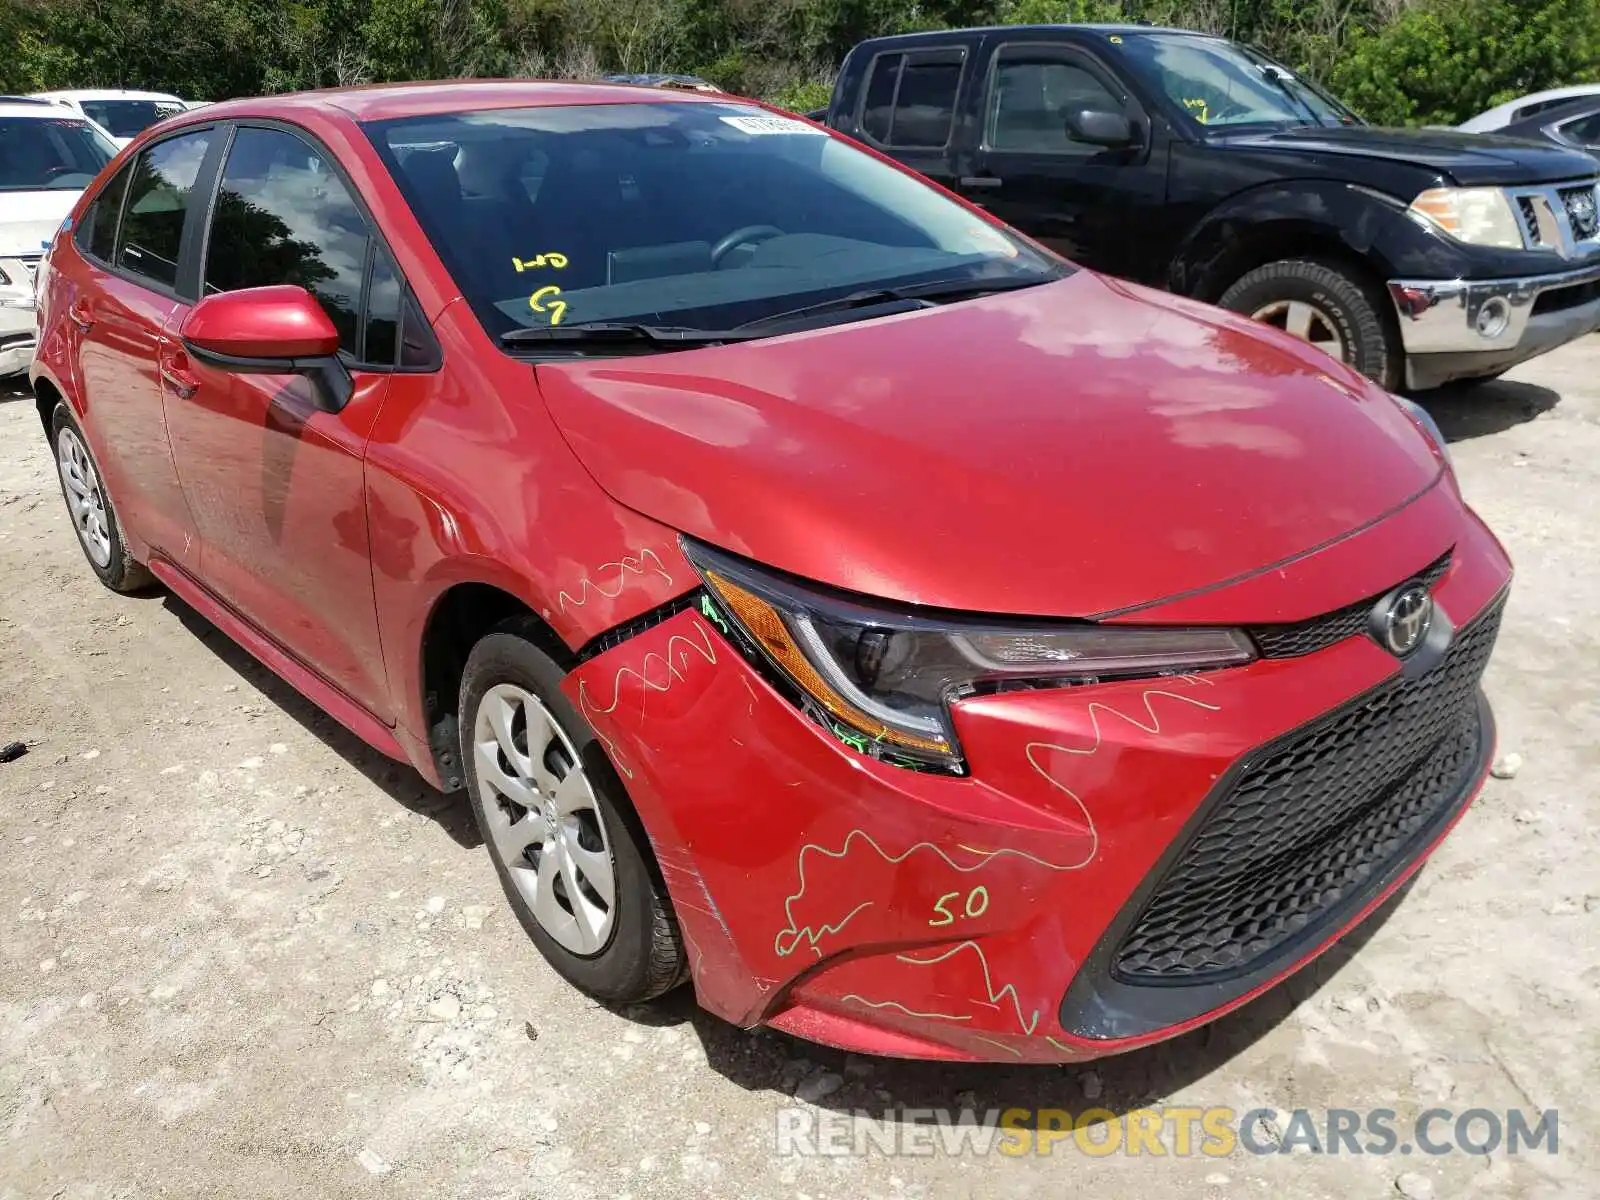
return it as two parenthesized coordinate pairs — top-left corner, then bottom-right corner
(1, 0), (1597, 126)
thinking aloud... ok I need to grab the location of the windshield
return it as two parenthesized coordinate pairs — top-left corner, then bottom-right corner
(80, 99), (184, 139)
(364, 102), (1062, 342)
(1117, 33), (1359, 129)
(0, 117), (115, 191)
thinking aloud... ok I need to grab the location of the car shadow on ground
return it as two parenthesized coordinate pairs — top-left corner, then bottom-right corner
(1418, 378), (1560, 443)
(159, 591), (481, 849)
(620, 879), (1414, 1123)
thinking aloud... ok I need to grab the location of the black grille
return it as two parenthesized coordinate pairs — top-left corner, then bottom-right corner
(1533, 276), (1600, 317)
(1560, 184), (1599, 242)
(1516, 195), (1544, 245)
(1113, 596), (1503, 982)
(1247, 551), (1451, 659)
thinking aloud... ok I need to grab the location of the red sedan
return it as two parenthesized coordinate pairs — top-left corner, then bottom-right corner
(30, 82), (1510, 1063)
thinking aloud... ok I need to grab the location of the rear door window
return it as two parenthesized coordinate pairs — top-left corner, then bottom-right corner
(859, 50), (965, 149)
(117, 130), (213, 290)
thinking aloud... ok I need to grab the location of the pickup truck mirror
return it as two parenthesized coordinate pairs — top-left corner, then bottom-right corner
(1066, 109), (1135, 148)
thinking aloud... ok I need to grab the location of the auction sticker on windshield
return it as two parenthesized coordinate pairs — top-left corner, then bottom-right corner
(719, 115), (826, 136)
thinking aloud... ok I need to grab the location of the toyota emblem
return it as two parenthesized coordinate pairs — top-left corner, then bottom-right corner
(1379, 585), (1434, 657)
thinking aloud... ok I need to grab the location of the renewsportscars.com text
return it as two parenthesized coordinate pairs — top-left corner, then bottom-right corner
(774, 1106), (1559, 1158)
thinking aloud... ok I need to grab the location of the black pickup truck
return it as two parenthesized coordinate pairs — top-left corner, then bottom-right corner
(819, 24), (1600, 389)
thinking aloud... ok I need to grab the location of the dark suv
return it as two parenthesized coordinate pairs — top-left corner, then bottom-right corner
(823, 24), (1600, 389)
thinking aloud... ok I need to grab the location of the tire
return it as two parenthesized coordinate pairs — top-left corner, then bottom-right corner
(1219, 258), (1401, 390)
(49, 404), (153, 593)
(459, 621), (685, 1003)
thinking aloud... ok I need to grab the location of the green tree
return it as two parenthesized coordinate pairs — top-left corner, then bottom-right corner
(1331, 0), (1600, 126)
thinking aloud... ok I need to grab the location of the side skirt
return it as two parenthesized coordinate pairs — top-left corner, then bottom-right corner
(146, 555), (408, 764)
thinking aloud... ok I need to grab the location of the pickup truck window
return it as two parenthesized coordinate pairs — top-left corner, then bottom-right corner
(859, 50), (964, 149)
(1560, 112), (1600, 147)
(1116, 33), (1356, 129)
(986, 49), (1125, 155)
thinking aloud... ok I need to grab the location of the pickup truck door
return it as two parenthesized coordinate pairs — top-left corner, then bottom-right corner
(956, 41), (1168, 282)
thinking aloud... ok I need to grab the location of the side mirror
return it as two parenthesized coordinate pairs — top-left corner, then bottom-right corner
(1065, 108), (1135, 149)
(180, 285), (352, 413)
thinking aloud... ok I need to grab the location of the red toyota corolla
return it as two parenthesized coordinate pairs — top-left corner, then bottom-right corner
(30, 82), (1510, 1063)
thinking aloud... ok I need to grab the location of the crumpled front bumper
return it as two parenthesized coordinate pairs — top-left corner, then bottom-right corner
(561, 509), (1513, 1063)
(1389, 260), (1600, 389)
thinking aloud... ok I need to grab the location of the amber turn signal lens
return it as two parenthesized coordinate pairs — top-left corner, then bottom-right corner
(703, 570), (951, 756)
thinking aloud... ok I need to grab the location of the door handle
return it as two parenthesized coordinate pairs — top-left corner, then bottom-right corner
(67, 300), (94, 332)
(960, 175), (1004, 189)
(159, 357), (198, 400)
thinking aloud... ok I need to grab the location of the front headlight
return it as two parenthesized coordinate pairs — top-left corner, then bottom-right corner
(1408, 187), (1525, 249)
(684, 540), (1256, 771)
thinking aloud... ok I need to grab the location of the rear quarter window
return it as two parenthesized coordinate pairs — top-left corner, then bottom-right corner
(77, 163), (132, 262)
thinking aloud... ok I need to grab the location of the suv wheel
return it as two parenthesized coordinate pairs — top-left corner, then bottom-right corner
(1219, 258), (1400, 389)
(50, 404), (153, 592)
(459, 622), (686, 1002)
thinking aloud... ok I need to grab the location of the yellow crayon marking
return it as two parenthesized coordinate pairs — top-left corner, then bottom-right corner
(839, 995), (973, 1022)
(895, 940), (1040, 1035)
(929, 884), (990, 926)
(512, 252), (569, 271)
(530, 285), (566, 326)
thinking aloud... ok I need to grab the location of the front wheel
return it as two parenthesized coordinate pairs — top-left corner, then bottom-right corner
(459, 622), (686, 1003)
(49, 404), (152, 593)
(1219, 258), (1401, 389)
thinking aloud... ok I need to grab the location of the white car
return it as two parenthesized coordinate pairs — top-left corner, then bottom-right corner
(29, 89), (189, 148)
(0, 99), (116, 376)
(1460, 85), (1600, 133)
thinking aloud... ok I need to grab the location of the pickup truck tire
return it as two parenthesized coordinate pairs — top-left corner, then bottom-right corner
(1219, 259), (1400, 389)
(460, 623), (687, 1004)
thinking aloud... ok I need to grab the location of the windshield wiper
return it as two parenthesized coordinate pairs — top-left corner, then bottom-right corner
(737, 275), (1052, 332)
(499, 322), (762, 348)
(1254, 64), (1333, 128)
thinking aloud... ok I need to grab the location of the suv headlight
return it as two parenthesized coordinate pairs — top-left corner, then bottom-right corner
(1408, 187), (1525, 249)
(684, 540), (1255, 771)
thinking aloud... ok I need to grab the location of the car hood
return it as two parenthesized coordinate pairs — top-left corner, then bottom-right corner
(1217, 124), (1598, 186)
(0, 190), (80, 257)
(536, 272), (1443, 619)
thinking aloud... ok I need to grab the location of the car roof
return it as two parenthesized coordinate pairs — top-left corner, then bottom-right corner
(30, 88), (185, 102)
(0, 100), (93, 120)
(187, 80), (738, 124)
(1505, 94), (1600, 130)
(857, 22), (1193, 43)
(1461, 84), (1600, 131)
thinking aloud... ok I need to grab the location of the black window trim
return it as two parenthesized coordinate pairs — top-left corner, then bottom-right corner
(73, 122), (221, 304)
(854, 46), (968, 152)
(979, 39), (1146, 157)
(190, 116), (441, 374)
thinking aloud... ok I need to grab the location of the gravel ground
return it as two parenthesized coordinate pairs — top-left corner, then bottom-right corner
(1, 342), (1597, 1200)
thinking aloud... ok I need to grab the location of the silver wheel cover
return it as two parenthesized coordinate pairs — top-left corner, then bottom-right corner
(56, 426), (113, 568)
(472, 683), (617, 954)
